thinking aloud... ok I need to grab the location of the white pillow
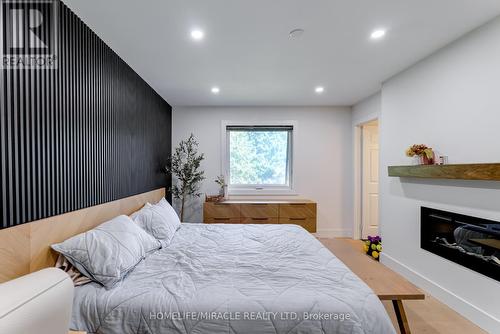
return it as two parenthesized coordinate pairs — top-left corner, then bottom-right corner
(130, 202), (152, 220)
(155, 198), (182, 228)
(132, 198), (181, 246)
(51, 215), (161, 289)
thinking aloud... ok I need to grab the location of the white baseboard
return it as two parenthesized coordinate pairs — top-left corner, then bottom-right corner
(381, 253), (500, 334)
(314, 228), (352, 238)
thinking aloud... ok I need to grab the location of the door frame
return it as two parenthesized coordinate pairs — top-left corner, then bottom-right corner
(353, 117), (379, 240)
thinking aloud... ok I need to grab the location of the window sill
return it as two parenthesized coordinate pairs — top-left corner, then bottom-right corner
(228, 188), (298, 196)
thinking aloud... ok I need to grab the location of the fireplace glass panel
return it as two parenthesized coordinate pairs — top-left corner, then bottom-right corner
(421, 207), (500, 282)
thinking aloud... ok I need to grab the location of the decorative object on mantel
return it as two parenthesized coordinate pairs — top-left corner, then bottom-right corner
(215, 175), (228, 200)
(437, 155), (448, 165)
(363, 236), (382, 261)
(165, 134), (205, 221)
(388, 163), (500, 181)
(405, 144), (435, 165)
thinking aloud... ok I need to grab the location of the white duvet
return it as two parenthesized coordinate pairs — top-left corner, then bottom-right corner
(71, 223), (395, 334)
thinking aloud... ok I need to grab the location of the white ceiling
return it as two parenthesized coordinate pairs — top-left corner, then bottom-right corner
(64, 0), (500, 107)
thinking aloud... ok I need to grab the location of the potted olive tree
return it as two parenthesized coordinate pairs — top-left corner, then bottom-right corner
(165, 134), (205, 221)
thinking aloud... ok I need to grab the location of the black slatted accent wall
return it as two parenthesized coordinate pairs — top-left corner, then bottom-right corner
(0, 1), (172, 229)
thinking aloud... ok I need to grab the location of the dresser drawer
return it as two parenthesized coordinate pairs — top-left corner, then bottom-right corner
(204, 202), (240, 219)
(205, 217), (241, 224)
(241, 217), (279, 224)
(279, 203), (316, 218)
(240, 204), (279, 218)
(279, 217), (316, 233)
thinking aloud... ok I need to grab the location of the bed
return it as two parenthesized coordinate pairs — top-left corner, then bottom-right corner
(71, 223), (395, 334)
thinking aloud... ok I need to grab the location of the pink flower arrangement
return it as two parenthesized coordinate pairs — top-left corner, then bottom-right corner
(405, 144), (433, 158)
(405, 144), (435, 165)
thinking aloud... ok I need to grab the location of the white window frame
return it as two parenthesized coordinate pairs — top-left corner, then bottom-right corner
(221, 120), (298, 196)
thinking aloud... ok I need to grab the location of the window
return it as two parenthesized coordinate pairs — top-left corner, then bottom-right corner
(225, 124), (294, 194)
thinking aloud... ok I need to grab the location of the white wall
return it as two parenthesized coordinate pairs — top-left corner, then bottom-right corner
(380, 17), (500, 333)
(352, 92), (381, 126)
(172, 106), (353, 237)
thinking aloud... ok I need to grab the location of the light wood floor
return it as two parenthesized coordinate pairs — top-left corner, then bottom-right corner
(382, 295), (486, 334)
(319, 238), (486, 333)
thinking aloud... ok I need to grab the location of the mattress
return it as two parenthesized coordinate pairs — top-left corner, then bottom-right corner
(71, 223), (395, 334)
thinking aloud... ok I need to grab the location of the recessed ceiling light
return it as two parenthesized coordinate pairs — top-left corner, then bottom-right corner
(289, 28), (305, 39)
(191, 29), (204, 40)
(211, 87), (220, 94)
(315, 86), (325, 94)
(370, 29), (386, 40)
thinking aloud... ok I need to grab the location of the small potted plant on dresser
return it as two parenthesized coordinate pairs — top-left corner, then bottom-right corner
(215, 175), (228, 200)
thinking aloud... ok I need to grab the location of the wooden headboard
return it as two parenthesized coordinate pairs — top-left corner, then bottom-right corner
(0, 188), (166, 283)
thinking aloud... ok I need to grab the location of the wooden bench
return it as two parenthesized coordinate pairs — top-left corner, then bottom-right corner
(319, 238), (425, 334)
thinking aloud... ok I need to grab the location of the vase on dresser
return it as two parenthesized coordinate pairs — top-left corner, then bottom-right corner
(218, 185), (228, 200)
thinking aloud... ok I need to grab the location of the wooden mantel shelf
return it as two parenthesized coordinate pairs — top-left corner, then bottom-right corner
(388, 163), (500, 181)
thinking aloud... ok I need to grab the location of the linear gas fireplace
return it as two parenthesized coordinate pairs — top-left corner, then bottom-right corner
(421, 207), (500, 282)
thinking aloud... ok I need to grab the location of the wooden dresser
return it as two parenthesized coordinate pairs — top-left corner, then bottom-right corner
(203, 200), (317, 233)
